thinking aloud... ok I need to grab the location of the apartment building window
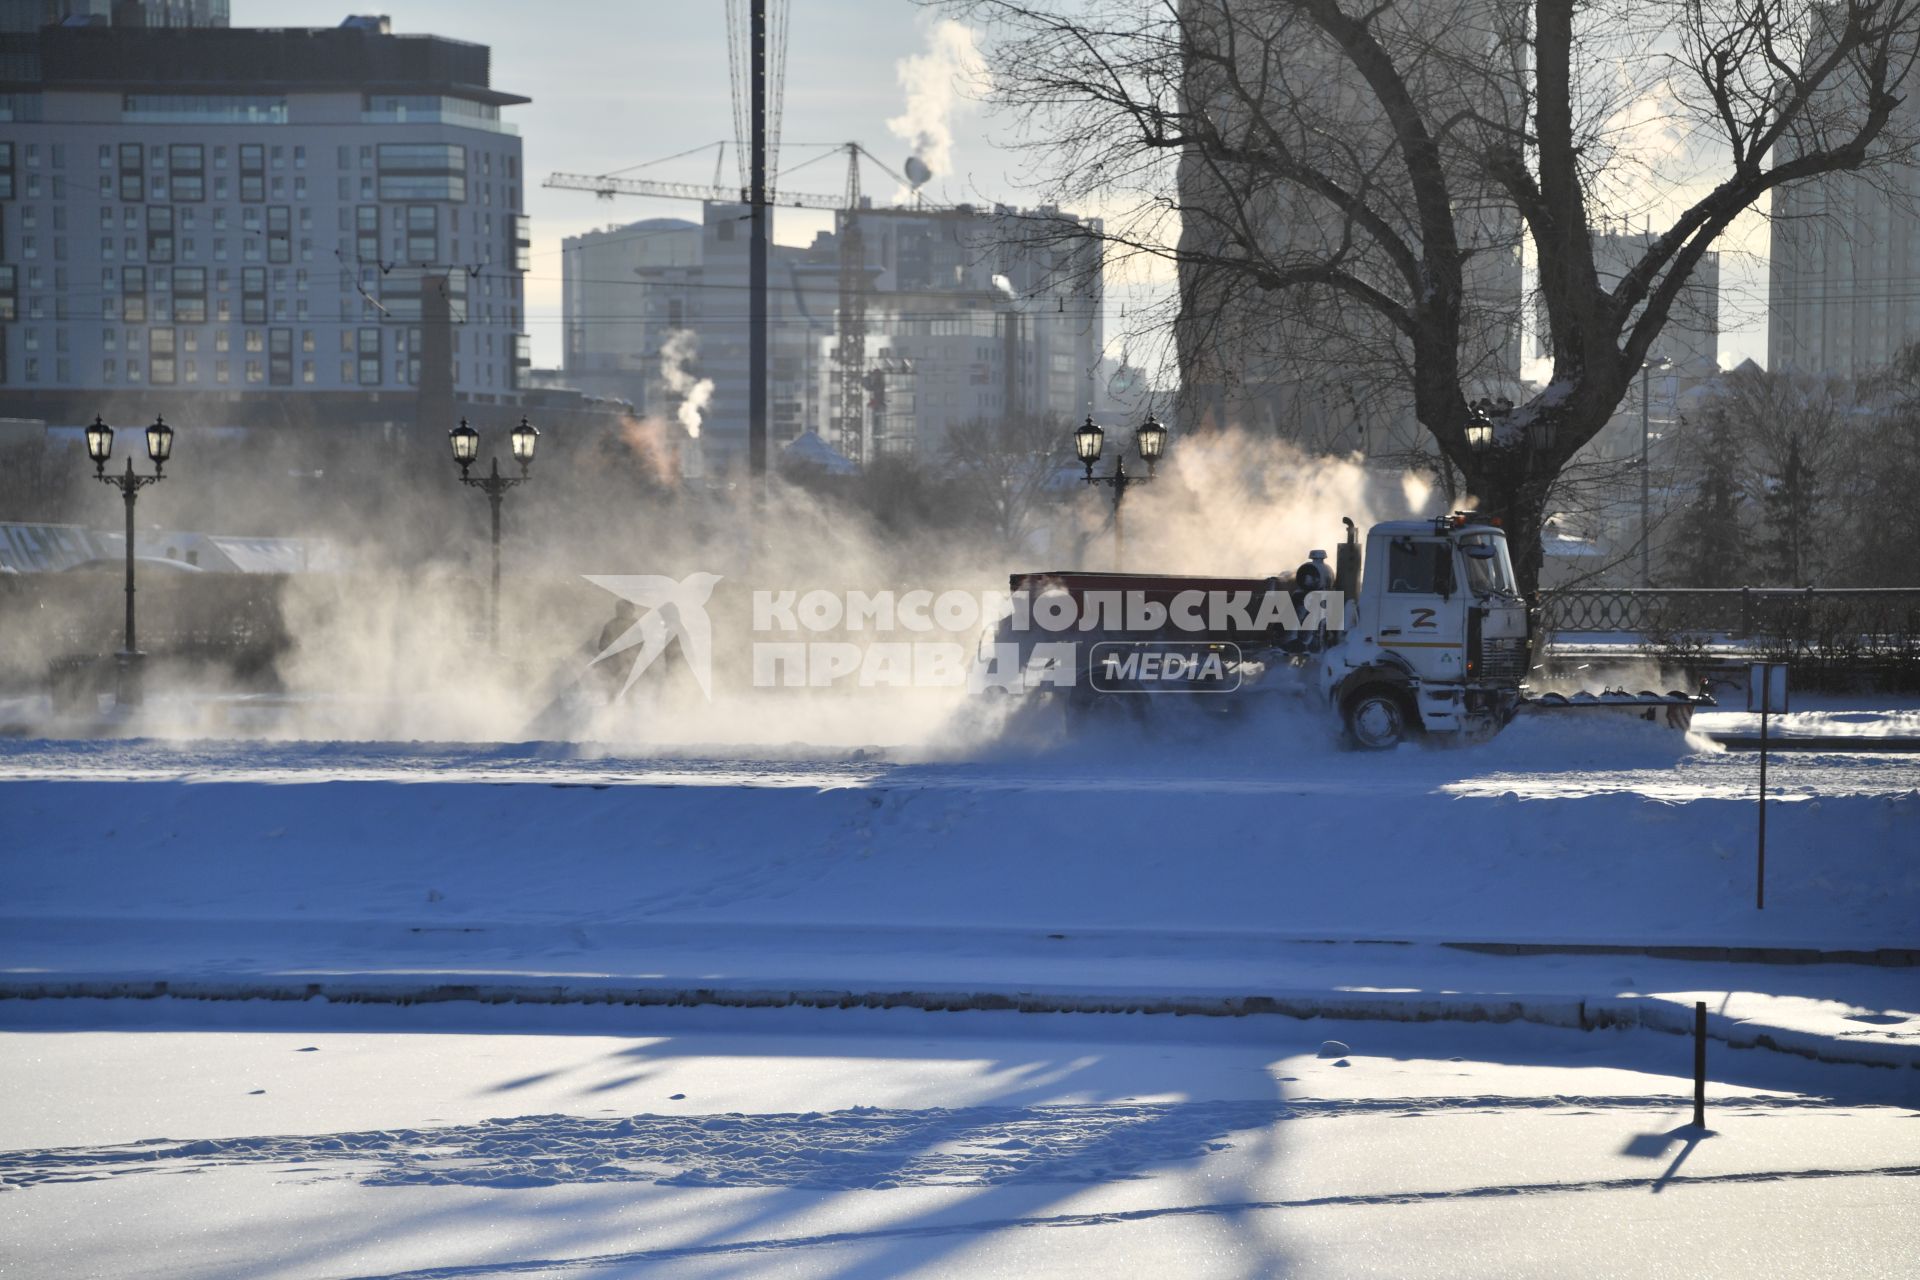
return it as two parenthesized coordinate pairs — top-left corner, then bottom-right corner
(245, 359), (262, 383)
(238, 144), (264, 202)
(146, 206), (173, 262)
(215, 359), (229, 382)
(267, 206), (290, 263)
(357, 327), (381, 384)
(405, 206), (437, 261)
(377, 143), (467, 202)
(118, 142), (142, 201)
(269, 328), (292, 384)
(121, 266), (146, 322)
(169, 144), (204, 201)
(173, 267), (207, 323)
(150, 327), (175, 384)
(356, 206), (379, 263)
(241, 267), (266, 323)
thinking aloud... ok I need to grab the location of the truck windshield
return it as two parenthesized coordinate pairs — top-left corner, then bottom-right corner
(1458, 533), (1516, 596)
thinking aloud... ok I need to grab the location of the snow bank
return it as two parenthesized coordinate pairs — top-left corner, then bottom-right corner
(3, 760), (1913, 950)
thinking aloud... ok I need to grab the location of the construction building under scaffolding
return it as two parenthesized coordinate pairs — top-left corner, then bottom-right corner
(559, 199), (1104, 474)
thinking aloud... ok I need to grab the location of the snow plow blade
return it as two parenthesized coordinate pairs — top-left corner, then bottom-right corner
(1522, 689), (1715, 730)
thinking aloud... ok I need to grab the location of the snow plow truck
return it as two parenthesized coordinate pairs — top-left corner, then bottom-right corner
(981, 513), (1710, 749)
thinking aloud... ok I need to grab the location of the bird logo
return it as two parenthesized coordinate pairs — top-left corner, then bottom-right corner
(582, 572), (723, 701)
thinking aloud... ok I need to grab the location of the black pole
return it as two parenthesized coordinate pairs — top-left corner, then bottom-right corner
(121, 457), (138, 655)
(748, 0), (768, 495)
(1640, 360), (1651, 587)
(488, 462), (503, 653)
(1757, 703), (1769, 910)
(1111, 458), (1128, 570)
(1692, 1000), (1707, 1128)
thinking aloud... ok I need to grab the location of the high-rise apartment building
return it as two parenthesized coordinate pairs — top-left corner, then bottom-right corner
(0, 0), (228, 30)
(0, 15), (530, 428)
(1769, 153), (1920, 376)
(1175, 0), (1524, 450)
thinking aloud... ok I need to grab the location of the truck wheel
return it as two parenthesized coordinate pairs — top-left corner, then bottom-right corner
(1343, 686), (1411, 750)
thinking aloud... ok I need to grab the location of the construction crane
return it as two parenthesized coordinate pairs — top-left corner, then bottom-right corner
(543, 172), (848, 210)
(833, 147), (868, 465)
(545, 143), (928, 467)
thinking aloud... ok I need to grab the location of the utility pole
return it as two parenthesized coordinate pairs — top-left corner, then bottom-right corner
(748, 0), (768, 495)
(1640, 353), (1668, 586)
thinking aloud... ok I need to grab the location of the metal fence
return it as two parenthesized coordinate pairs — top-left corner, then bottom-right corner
(0, 571), (296, 689)
(1540, 587), (1920, 639)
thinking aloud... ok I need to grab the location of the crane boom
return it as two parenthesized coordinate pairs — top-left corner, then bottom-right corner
(543, 172), (846, 211)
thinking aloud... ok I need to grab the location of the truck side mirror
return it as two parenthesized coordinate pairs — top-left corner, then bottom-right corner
(1435, 550), (1456, 599)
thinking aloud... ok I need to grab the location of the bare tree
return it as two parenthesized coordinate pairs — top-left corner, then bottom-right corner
(942, 411), (1074, 550)
(942, 0), (1920, 591)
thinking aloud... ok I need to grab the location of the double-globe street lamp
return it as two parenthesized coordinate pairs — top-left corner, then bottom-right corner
(83, 413), (175, 705)
(449, 416), (540, 650)
(1074, 413), (1168, 568)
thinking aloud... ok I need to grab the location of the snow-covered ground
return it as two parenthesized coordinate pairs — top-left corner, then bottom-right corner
(2, 1000), (1916, 1279)
(5, 714), (1917, 951)
(3, 703), (1916, 1273)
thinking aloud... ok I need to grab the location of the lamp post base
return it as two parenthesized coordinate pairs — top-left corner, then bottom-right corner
(113, 649), (147, 708)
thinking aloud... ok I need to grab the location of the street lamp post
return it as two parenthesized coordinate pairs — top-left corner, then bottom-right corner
(1076, 414), (1167, 568)
(1641, 353), (1670, 587)
(450, 416), (539, 650)
(84, 414), (174, 705)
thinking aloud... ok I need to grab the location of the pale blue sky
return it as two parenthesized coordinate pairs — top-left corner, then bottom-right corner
(245, 1), (1765, 376)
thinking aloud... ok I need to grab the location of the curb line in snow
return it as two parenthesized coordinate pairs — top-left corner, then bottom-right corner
(1, 975), (1911, 1072)
(1440, 941), (1919, 967)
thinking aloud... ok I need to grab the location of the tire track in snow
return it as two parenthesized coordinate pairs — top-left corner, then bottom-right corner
(315, 1163), (1920, 1278)
(0, 1094), (1876, 1193)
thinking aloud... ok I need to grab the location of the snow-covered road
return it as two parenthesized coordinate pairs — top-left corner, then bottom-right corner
(2, 1000), (1915, 1279)
(3, 710), (1919, 797)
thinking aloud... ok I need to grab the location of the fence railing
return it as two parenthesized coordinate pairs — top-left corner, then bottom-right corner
(1539, 587), (1920, 640)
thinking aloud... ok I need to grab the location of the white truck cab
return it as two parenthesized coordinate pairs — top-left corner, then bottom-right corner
(1319, 516), (1530, 747)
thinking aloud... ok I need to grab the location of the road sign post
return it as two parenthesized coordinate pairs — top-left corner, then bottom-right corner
(1748, 663), (1789, 910)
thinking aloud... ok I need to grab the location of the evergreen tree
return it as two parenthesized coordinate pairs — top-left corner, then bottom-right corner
(1761, 434), (1819, 585)
(1669, 409), (1748, 587)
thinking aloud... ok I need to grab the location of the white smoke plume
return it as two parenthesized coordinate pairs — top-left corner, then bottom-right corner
(885, 19), (985, 192)
(660, 329), (714, 439)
